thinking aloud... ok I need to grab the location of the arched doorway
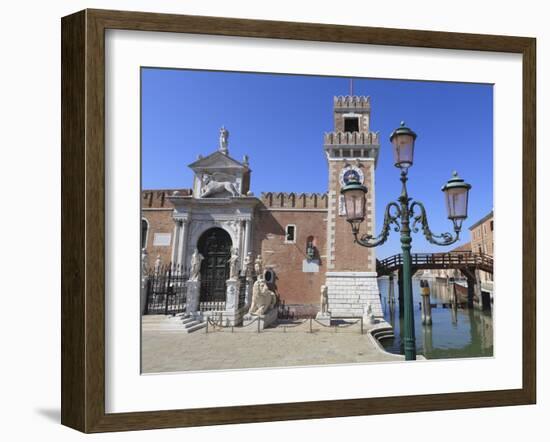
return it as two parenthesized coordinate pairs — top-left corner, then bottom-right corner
(197, 228), (232, 304)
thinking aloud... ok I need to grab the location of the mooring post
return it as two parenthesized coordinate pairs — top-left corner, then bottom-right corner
(450, 280), (458, 323)
(420, 280), (432, 326)
(466, 274), (476, 308)
(474, 268), (483, 309)
(451, 279), (458, 305)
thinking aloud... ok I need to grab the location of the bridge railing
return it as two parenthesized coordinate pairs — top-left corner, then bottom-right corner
(377, 251), (493, 274)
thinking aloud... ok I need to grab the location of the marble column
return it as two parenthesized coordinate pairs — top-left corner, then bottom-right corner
(176, 219), (188, 269)
(242, 219), (252, 262)
(240, 220), (248, 267)
(170, 221), (180, 265)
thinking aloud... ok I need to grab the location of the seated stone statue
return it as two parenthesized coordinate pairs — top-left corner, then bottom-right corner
(247, 279), (276, 316)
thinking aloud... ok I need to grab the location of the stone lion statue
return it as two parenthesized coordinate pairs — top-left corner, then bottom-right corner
(248, 279), (276, 316)
(201, 173), (240, 198)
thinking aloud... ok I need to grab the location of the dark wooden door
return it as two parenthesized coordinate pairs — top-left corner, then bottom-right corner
(198, 228), (232, 303)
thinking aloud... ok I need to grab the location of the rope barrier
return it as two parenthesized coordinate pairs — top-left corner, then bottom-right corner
(204, 316), (365, 334)
(205, 315), (262, 333)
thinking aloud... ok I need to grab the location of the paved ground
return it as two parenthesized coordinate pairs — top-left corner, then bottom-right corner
(141, 320), (403, 373)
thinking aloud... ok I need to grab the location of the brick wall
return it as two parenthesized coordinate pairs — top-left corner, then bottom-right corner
(141, 189), (191, 267)
(254, 207), (327, 306)
(142, 209), (175, 266)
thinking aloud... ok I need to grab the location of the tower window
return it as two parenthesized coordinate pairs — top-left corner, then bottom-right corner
(344, 117), (359, 132)
(285, 225), (296, 243)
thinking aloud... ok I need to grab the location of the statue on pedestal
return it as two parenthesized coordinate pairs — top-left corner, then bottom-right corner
(243, 252), (253, 277)
(189, 248), (204, 281)
(219, 126), (229, 154)
(254, 254), (264, 279)
(365, 303), (376, 324)
(154, 254), (161, 274)
(228, 247), (240, 280)
(320, 285), (328, 315)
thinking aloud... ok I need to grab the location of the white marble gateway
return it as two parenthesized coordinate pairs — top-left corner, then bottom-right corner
(167, 128), (261, 325)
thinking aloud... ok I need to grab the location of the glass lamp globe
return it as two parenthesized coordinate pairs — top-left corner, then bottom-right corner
(340, 178), (368, 233)
(389, 121), (417, 170)
(441, 171), (472, 230)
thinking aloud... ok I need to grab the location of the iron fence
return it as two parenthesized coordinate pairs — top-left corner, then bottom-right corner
(144, 264), (187, 315)
(199, 301), (226, 312)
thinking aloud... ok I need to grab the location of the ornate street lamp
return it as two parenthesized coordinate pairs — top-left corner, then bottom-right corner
(341, 122), (471, 361)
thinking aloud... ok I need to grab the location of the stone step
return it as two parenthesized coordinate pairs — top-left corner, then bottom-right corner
(180, 317), (196, 326)
(371, 327), (395, 340)
(374, 331), (394, 340)
(142, 314), (205, 333)
(142, 324), (190, 331)
(183, 322), (206, 333)
(142, 315), (171, 323)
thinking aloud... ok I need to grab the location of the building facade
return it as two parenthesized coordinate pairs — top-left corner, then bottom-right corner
(469, 210), (494, 283)
(469, 210), (494, 256)
(141, 96), (383, 322)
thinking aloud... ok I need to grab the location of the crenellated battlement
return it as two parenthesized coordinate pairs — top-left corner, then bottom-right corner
(142, 189), (192, 208)
(261, 192), (328, 209)
(324, 131), (380, 146)
(334, 95), (371, 110)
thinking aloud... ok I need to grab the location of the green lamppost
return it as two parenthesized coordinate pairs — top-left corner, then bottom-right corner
(340, 122), (472, 360)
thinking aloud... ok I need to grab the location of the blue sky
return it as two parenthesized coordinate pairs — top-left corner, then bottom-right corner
(142, 68), (493, 257)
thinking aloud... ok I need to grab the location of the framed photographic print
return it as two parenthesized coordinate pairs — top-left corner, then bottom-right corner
(61, 9), (536, 433)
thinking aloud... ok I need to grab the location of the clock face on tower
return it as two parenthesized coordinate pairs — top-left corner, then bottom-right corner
(339, 166), (364, 186)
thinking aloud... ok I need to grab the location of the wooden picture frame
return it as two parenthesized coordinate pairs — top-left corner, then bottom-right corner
(61, 8), (536, 433)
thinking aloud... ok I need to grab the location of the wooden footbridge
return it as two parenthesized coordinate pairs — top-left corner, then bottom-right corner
(377, 252), (493, 309)
(377, 252), (493, 277)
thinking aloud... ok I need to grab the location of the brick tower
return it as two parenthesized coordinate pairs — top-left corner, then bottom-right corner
(323, 96), (383, 318)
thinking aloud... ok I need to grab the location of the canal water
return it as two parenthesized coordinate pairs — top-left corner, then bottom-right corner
(378, 278), (493, 359)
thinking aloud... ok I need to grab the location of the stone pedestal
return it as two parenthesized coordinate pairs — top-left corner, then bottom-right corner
(242, 307), (278, 331)
(225, 278), (240, 312)
(325, 272), (383, 318)
(212, 278), (244, 326)
(315, 312), (331, 326)
(185, 280), (200, 316)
